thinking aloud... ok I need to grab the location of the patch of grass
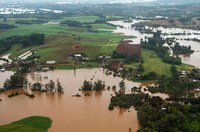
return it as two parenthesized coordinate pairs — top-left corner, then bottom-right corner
(176, 63), (195, 71)
(100, 44), (116, 55)
(124, 63), (139, 70)
(91, 24), (115, 29)
(142, 49), (172, 78)
(8, 44), (32, 59)
(55, 65), (75, 70)
(61, 16), (100, 23)
(55, 62), (99, 70)
(141, 49), (195, 78)
(0, 116), (52, 132)
(0, 24), (68, 40)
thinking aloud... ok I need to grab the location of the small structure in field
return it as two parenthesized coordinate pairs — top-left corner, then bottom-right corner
(46, 61), (56, 64)
(116, 40), (141, 58)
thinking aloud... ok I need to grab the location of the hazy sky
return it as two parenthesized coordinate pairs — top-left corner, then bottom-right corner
(0, 0), (155, 3)
(1, 0), (200, 4)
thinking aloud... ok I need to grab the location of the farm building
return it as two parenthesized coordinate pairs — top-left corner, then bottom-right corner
(116, 40), (141, 58)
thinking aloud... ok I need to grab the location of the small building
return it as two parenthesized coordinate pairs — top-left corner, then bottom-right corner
(116, 40), (141, 58)
(46, 61), (56, 64)
(74, 54), (82, 58)
(0, 68), (5, 72)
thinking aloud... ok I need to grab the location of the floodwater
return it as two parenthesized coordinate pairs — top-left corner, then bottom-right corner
(0, 69), (141, 132)
(109, 20), (200, 68)
(0, 71), (13, 87)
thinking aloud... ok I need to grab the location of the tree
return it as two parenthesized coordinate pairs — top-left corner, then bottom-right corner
(57, 79), (64, 93)
(32, 82), (43, 91)
(81, 80), (93, 91)
(93, 80), (105, 91)
(118, 80), (125, 95)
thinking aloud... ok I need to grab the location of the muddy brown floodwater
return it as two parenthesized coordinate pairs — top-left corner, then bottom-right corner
(0, 68), (141, 132)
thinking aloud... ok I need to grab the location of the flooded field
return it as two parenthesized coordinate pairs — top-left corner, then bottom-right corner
(109, 20), (200, 68)
(0, 69), (140, 132)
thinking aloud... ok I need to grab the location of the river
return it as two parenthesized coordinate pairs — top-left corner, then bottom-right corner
(109, 20), (200, 68)
(0, 69), (140, 132)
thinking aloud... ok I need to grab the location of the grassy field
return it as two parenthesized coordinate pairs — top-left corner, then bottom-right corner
(2, 18), (125, 62)
(62, 16), (100, 23)
(0, 24), (68, 40)
(0, 116), (52, 132)
(141, 49), (195, 78)
(55, 62), (99, 70)
(142, 49), (172, 78)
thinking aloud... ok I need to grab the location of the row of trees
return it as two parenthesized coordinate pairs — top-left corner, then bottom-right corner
(109, 90), (200, 131)
(172, 42), (194, 55)
(31, 80), (64, 93)
(81, 80), (106, 91)
(16, 19), (48, 25)
(0, 33), (45, 54)
(0, 24), (16, 29)
(141, 31), (182, 65)
(112, 50), (140, 64)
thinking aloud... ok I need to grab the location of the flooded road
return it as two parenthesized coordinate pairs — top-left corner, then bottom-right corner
(0, 69), (140, 132)
(109, 20), (200, 68)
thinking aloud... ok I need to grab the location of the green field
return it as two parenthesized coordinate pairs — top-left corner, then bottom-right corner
(0, 116), (52, 132)
(141, 49), (194, 78)
(2, 18), (126, 62)
(62, 16), (100, 23)
(142, 49), (172, 77)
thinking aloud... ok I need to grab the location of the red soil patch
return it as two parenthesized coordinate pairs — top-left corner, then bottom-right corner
(0, 30), (8, 33)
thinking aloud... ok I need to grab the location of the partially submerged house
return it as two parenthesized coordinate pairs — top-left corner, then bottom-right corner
(116, 40), (141, 58)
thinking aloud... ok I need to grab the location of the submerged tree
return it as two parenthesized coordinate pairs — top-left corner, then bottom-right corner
(118, 80), (125, 95)
(93, 80), (106, 91)
(57, 79), (64, 93)
(81, 80), (93, 91)
(3, 73), (25, 90)
(32, 82), (43, 91)
(119, 80), (125, 89)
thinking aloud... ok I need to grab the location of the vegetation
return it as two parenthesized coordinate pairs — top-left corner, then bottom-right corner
(141, 49), (172, 78)
(0, 116), (52, 132)
(0, 33), (44, 54)
(141, 31), (182, 65)
(0, 23), (16, 29)
(8, 92), (22, 98)
(81, 80), (93, 91)
(16, 19), (48, 25)
(93, 80), (106, 91)
(172, 42), (194, 55)
(110, 89), (200, 131)
(81, 80), (106, 91)
(4, 73), (25, 90)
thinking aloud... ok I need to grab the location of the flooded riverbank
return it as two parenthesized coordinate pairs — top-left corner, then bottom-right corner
(0, 69), (140, 132)
(109, 20), (200, 68)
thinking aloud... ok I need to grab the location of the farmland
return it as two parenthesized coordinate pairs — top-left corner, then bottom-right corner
(0, 15), (130, 63)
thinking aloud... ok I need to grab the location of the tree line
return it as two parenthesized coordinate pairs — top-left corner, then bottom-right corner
(0, 33), (45, 54)
(0, 24), (16, 29)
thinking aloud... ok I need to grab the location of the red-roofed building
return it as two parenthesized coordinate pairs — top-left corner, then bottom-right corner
(116, 40), (141, 58)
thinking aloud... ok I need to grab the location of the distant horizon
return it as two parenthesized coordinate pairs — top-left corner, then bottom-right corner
(0, 0), (156, 4)
(0, 0), (200, 5)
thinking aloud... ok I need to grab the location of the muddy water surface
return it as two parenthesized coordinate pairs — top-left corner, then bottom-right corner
(0, 69), (140, 132)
